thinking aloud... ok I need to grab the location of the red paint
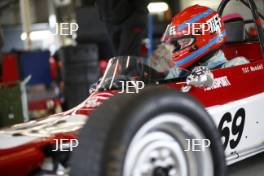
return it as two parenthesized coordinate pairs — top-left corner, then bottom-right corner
(0, 134), (77, 176)
(1, 58), (264, 175)
(222, 42), (262, 62)
(0, 147), (44, 176)
(167, 60), (264, 107)
(2, 53), (20, 83)
(222, 13), (243, 22)
(1, 49), (264, 176)
(164, 5), (227, 68)
(1, 28), (264, 176)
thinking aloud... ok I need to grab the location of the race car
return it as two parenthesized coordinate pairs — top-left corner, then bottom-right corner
(0, 0), (264, 176)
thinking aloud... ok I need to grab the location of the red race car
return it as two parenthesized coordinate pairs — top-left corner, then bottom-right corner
(0, 0), (264, 176)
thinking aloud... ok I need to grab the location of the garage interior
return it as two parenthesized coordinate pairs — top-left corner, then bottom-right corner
(0, 0), (263, 176)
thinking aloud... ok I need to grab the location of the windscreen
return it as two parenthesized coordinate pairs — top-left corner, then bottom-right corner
(95, 56), (189, 92)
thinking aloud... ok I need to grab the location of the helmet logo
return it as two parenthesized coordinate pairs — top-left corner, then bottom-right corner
(206, 14), (222, 34)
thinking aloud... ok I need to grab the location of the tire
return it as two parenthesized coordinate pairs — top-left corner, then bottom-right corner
(70, 87), (226, 176)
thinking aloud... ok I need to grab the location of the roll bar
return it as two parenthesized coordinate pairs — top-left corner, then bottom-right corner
(217, 0), (264, 56)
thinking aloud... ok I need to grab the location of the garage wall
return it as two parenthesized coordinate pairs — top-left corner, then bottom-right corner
(0, 0), (49, 26)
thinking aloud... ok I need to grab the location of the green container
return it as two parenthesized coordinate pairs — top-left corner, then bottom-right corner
(0, 81), (29, 128)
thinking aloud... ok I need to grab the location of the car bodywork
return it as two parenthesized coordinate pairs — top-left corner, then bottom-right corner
(0, 0), (264, 175)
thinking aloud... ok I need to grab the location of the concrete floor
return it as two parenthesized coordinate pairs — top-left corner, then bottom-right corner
(228, 153), (264, 176)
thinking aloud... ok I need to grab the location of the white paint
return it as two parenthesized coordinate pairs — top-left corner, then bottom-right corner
(0, 115), (87, 149)
(207, 92), (264, 164)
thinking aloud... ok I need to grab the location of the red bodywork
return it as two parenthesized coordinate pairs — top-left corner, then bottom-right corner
(0, 41), (264, 176)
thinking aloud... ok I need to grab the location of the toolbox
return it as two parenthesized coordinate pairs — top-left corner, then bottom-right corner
(0, 78), (29, 128)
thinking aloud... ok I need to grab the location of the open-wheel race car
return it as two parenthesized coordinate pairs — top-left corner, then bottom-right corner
(1, 0), (264, 176)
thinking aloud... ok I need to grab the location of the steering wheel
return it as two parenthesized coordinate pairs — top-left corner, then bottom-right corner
(217, 0), (264, 55)
(140, 64), (167, 83)
(123, 61), (166, 83)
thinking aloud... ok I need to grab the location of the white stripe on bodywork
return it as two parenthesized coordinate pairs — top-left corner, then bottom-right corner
(0, 115), (87, 150)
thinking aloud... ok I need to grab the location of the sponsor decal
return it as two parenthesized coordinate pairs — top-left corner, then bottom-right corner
(206, 14), (222, 33)
(242, 64), (263, 74)
(204, 76), (231, 91)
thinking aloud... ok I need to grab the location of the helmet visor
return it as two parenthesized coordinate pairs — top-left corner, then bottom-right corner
(161, 24), (174, 43)
(169, 37), (195, 52)
(161, 24), (195, 51)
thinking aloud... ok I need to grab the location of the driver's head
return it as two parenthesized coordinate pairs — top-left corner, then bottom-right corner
(162, 5), (227, 68)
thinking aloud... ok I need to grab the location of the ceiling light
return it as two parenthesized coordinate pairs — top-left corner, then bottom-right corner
(147, 2), (169, 14)
(21, 31), (53, 41)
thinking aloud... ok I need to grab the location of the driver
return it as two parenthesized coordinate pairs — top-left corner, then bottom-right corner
(148, 5), (249, 79)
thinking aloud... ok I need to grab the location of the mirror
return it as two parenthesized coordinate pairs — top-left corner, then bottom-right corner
(182, 66), (214, 92)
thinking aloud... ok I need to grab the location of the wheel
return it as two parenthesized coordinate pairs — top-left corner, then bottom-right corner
(70, 87), (226, 176)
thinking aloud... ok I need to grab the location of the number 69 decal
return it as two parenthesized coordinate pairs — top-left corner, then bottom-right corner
(218, 108), (246, 150)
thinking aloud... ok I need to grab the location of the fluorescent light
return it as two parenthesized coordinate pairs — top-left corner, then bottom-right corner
(30, 31), (52, 40)
(21, 30), (53, 41)
(147, 2), (169, 14)
(49, 14), (57, 28)
(20, 33), (27, 41)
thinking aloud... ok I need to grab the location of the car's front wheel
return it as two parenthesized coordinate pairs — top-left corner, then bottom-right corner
(70, 87), (226, 176)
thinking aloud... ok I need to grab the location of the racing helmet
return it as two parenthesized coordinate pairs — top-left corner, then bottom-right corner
(161, 5), (227, 68)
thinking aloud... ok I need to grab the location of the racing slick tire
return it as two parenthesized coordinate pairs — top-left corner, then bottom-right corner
(70, 87), (226, 176)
